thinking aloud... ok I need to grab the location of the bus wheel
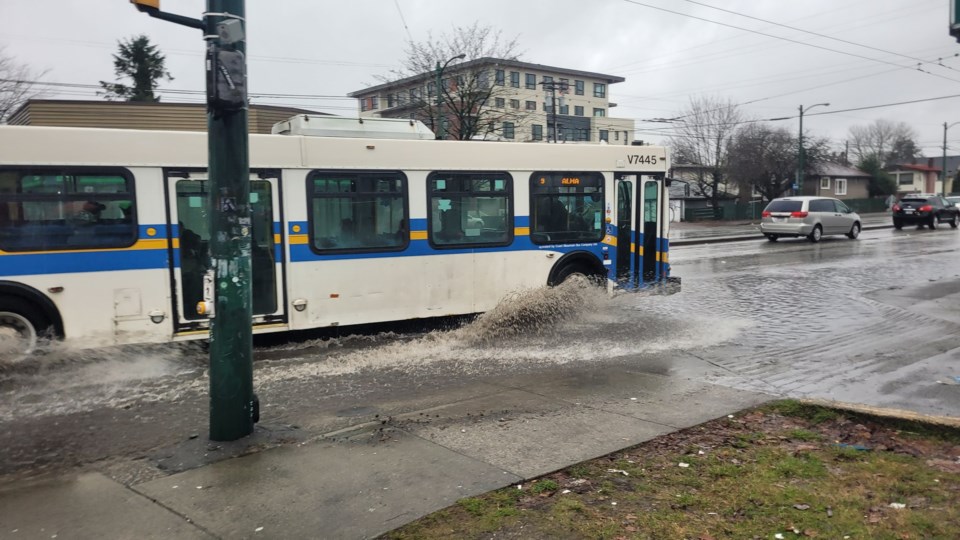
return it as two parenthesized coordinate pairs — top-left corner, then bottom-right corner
(0, 297), (50, 358)
(554, 264), (602, 287)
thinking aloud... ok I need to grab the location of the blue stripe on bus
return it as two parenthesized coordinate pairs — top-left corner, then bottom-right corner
(288, 217), (532, 234)
(288, 237), (606, 262)
(0, 249), (169, 276)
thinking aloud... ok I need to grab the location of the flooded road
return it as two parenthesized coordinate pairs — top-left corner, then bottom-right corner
(2, 226), (959, 479)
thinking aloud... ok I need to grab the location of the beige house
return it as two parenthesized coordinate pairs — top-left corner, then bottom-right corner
(7, 99), (328, 134)
(348, 57), (634, 144)
(802, 162), (870, 200)
(888, 161), (943, 195)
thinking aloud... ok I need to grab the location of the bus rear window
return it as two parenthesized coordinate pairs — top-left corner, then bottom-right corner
(308, 171), (408, 253)
(764, 200), (802, 213)
(529, 172), (604, 244)
(0, 169), (137, 252)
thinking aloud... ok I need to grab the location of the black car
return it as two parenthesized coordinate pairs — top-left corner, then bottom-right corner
(892, 196), (960, 230)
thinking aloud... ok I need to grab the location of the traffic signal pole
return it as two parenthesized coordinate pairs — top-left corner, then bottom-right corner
(131, 0), (255, 442)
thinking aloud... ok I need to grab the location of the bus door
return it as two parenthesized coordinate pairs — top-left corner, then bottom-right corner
(641, 177), (662, 282)
(165, 170), (286, 333)
(615, 176), (636, 285)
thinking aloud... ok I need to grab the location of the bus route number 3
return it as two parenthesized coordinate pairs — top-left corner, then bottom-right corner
(627, 154), (658, 165)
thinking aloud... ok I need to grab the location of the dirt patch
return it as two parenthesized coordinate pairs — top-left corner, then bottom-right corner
(380, 400), (960, 539)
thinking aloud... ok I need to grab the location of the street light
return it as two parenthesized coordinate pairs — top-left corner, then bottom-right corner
(943, 121), (960, 196)
(435, 53), (466, 140)
(796, 102), (829, 195)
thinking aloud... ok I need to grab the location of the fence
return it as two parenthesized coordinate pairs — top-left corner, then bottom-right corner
(683, 197), (888, 222)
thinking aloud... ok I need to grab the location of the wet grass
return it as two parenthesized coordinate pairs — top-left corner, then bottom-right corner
(379, 400), (960, 540)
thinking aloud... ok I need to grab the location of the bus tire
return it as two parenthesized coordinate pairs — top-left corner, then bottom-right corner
(0, 296), (52, 357)
(554, 264), (602, 287)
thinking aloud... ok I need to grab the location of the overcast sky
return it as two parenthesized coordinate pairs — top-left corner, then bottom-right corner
(3, 0), (960, 156)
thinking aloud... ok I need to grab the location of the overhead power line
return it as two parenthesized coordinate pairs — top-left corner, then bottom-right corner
(681, 0), (960, 74)
(620, 0), (960, 84)
(0, 78), (356, 101)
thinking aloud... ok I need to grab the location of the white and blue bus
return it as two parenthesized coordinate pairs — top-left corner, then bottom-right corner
(0, 117), (676, 354)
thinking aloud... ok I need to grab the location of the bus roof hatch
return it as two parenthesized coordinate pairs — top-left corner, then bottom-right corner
(271, 115), (436, 140)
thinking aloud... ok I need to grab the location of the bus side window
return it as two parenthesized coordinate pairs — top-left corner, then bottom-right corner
(529, 172), (604, 245)
(427, 172), (513, 249)
(0, 169), (138, 252)
(308, 171), (408, 253)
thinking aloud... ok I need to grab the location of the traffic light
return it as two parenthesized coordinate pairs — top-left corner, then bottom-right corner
(130, 0), (159, 12)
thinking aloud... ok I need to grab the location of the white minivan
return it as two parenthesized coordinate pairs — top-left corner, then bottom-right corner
(760, 196), (862, 243)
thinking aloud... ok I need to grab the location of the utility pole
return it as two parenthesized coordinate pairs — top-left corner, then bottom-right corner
(795, 102), (829, 196)
(944, 122), (959, 196)
(131, 0), (256, 442)
(540, 79), (568, 143)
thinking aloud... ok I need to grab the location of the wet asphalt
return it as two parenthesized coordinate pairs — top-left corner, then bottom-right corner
(1, 224), (959, 483)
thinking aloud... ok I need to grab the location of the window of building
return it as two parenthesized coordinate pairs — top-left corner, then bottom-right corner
(542, 76), (553, 85)
(409, 88), (420, 102)
(835, 178), (847, 196)
(370, 97), (379, 110)
(575, 80), (584, 95)
(427, 82), (436, 98)
(593, 83), (606, 98)
(495, 69), (505, 86)
(532, 124), (543, 141)
(0, 168), (138, 252)
(614, 131), (619, 141)
(559, 78), (569, 93)
(593, 108), (606, 117)
(427, 172), (513, 248)
(525, 73), (536, 89)
(820, 177), (830, 190)
(599, 130), (609, 142)
(503, 122), (515, 139)
(559, 104), (569, 115)
(387, 94), (396, 108)
(308, 171), (408, 253)
(510, 99), (520, 109)
(898, 172), (914, 185)
(574, 105), (584, 116)
(510, 71), (520, 88)
(495, 97), (505, 108)
(544, 102), (554, 114)
(525, 100), (537, 111)
(529, 172), (604, 244)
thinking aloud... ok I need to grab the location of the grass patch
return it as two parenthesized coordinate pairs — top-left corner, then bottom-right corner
(380, 401), (960, 540)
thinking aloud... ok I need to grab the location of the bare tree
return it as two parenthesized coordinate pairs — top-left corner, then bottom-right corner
(669, 97), (742, 208)
(378, 23), (526, 140)
(847, 119), (920, 166)
(0, 48), (47, 123)
(727, 123), (829, 203)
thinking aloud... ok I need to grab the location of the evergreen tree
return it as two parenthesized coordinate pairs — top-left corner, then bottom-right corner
(99, 35), (172, 102)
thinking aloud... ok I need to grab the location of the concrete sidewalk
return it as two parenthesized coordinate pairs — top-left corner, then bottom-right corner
(671, 212), (893, 246)
(0, 365), (770, 540)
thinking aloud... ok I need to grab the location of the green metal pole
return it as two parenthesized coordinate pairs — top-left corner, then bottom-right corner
(797, 105), (804, 196)
(206, 0), (254, 442)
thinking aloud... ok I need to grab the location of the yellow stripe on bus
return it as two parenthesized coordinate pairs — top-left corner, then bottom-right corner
(0, 238), (170, 256)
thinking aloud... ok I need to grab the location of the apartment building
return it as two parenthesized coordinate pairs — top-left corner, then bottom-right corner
(347, 57), (634, 144)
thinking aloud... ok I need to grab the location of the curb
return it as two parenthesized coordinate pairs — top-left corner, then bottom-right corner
(671, 223), (893, 247)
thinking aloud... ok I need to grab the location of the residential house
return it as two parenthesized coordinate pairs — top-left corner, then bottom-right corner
(887, 159), (943, 195)
(347, 57), (634, 143)
(669, 163), (741, 205)
(802, 162), (870, 200)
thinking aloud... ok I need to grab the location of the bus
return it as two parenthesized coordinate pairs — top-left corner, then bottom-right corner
(0, 117), (677, 355)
